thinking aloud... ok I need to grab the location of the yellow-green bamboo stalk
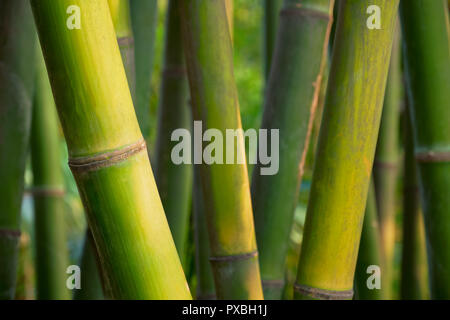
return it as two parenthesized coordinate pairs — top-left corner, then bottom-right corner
(294, 0), (399, 300)
(180, 0), (263, 299)
(0, 0), (36, 300)
(31, 0), (191, 299)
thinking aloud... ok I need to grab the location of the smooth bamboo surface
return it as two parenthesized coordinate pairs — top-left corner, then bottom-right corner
(294, 0), (399, 300)
(31, 0), (191, 299)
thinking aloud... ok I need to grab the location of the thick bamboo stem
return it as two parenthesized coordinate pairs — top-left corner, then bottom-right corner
(31, 0), (191, 299)
(180, 0), (263, 299)
(154, 0), (192, 266)
(129, 0), (159, 140)
(0, 0), (36, 300)
(251, 0), (334, 300)
(400, 0), (450, 299)
(263, 0), (282, 80)
(294, 0), (399, 300)
(30, 49), (71, 300)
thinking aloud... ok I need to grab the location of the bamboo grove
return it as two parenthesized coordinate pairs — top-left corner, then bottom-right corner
(0, 0), (448, 301)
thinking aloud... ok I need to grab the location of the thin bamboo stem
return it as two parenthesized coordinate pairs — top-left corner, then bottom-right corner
(251, 0), (334, 300)
(31, 0), (191, 299)
(30, 48), (71, 300)
(294, 0), (399, 300)
(154, 0), (192, 266)
(180, 0), (263, 299)
(0, 0), (36, 299)
(400, 0), (450, 299)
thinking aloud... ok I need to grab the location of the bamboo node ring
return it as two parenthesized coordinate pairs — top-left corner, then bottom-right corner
(69, 139), (147, 172)
(280, 7), (330, 20)
(209, 250), (258, 263)
(25, 186), (65, 197)
(0, 228), (21, 239)
(415, 151), (450, 163)
(293, 283), (354, 300)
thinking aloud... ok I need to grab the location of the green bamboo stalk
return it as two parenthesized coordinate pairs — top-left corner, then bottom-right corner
(14, 233), (35, 300)
(251, 0), (334, 300)
(154, 0), (192, 266)
(0, 0), (36, 300)
(129, 0), (159, 140)
(30, 48), (71, 300)
(263, 0), (282, 80)
(373, 27), (401, 299)
(400, 0), (450, 299)
(193, 166), (216, 300)
(180, 0), (263, 300)
(73, 231), (105, 300)
(31, 0), (191, 299)
(354, 182), (384, 300)
(294, 0), (399, 300)
(108, 0), (135, 97)
(400, 108), (428, 300)
(225, 0), (233, 42)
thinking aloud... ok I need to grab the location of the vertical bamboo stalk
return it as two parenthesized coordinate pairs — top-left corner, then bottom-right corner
(0, 0), (36, 300)
(129, 0), (159, 140)
(73, 231), (105, 300)
(180, 0), (263, 299)
(251, 0), (334, 300)
(400, 109), (428, 300)
(294, 0), (399, 300)
(400, 0), (450, 299)
(373, 27), (401, 298)
(354, 182), (384, 300)
(31, 0), (191, 299)
(263, 0), (282, 80)
(154, 0), (192, 266)
(108, 0), (135, 97)
(30, 48), (71, 300)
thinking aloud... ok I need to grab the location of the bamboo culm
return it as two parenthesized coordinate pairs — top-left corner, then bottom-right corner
(180, 0), (263, 299)
(0, 0), (36, 299)
(251, 0), (334, 299)
(294, 0), (399, 300)
(400, 0), (450, 299)
(31, 0), (191, 299)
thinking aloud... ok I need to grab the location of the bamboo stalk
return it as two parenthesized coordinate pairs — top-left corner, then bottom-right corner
(294, 0), (399, 300)
(251, 0), (334, 300)
(0, 0), (36, 300)
(73, 230), (105, 300)
(180, 0), (263, 299)
(154, 0), (192, 266)
(263, 0), (282, 80)
(354, 182), (384, 300)
(400, 0), (450, 299)
(31, 0), (191, 299)
(129, 0), (159, 140)
(30, 48), (71, 300)
(400, 107), (428, 300)
(373, 27), (402, 299)
(108, 0), (135, 97)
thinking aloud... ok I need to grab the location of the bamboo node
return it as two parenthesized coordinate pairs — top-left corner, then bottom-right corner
(117, 36), (134, 47)
(280, 7), (330, 20)
(162, 65), (186, 78)
(69, 139), (147, 172)
(415, 151), (450, 163)
(209, 250), (258, 263)
(293, 283), (353, 300)
(0, 228), (21, 239)
(262, 279), (285, 288)
(25, 186), (65, 197)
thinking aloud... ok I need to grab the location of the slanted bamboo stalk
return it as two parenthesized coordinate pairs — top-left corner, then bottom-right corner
(30, 49), (70, 300)
(263, 0), (282, 80)
(373, 27), (402, 298)
(31, 0), (191, 299)
(251, 0), (334, 300)
(108, 0), (135, 97)
(400, 108), (428, 300)
(180, 0), (263, 299)
(154, 0), (192, 266)
(400, 0), (450, 299)
(129, 0), (159, 140)
(0, 0), (36, 300)
(73, 230), (105, 300)
(294, 0), (399, 300)
(354, 182), (384, 300)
